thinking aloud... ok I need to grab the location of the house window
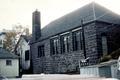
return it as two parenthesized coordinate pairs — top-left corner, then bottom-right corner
(6, 60), (12, 66)
(0, 40), (2, 45)
(72, 30), (83, 51)
(38, 45), (45, 57)
(80, 31), (84, 50)
(61, 34), (70, 53)
(50, 38), (59, 55)
(0, 40), (3, 47)
(102, 35), (108, 55)
(25, 50), (29, 60)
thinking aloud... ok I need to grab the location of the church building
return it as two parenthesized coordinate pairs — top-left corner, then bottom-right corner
(30, 2), (120, 74)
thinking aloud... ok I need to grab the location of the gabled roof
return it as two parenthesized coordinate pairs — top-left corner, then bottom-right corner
(0, 32), (6, 36)
(38, 2), (120, 41)
(0, 48), (19, 59)
(21, 35), (31, 42)
(14, 35), (31, 52)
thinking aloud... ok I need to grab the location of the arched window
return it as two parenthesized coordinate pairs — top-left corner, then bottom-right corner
(50, 38), (59, 55)
(38, 45), (45, 57)
(61, 34), (70, 53)
(72, 30), (83, 51)
(101, 33), (108, 56)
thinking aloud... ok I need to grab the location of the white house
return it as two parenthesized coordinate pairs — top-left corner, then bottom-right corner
(0, 48), (19, 78)
(15, 35), (31, 73)
(0, 32), (6, 48)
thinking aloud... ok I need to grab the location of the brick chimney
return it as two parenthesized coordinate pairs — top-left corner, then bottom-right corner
(32, 10), (41, 41)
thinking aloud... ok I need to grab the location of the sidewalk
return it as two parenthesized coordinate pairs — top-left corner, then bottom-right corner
(6, 74), (119, 80)
(0, 74), (8, 80)
(0, 74), (5, 80)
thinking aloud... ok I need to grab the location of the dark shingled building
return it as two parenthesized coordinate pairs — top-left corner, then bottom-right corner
(30, 2), (120, 74)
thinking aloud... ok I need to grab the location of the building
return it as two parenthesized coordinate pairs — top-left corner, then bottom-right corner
(15, 35), (31, 74)
(0, 48), (19, 78)
(30, 2), (120, 74)
(80, 60), (119, 78)
(0, 32), (6, 48)
(118, 56), (120, 79)
(118, 56), (120, 71)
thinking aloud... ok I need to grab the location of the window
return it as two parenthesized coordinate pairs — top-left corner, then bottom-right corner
(25, 50), (29, 60)
(0, 40), (2, 45)
(0, 40), (3, 47)
(102, 36), (108, 55)
(72, 30), (83, 51)
(61, 34), (70, 53)
(80, 31), (84, 50)
(50, 38), (59, 55)
(6, 60), (12, 66)
(38, 45), (45, 57)
(72, 31), (80, 51)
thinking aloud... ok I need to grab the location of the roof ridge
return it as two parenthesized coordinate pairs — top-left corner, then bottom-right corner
(94, 2), (110, 20)
(92, 2), (96, 20)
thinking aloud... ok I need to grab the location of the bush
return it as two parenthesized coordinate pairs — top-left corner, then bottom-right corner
(110, 48), (120, 59)
(100, 55), (112, 62)
(100, 48), (120, 62)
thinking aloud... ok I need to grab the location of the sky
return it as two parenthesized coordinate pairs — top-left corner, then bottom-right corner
(0, 0), (120, 33)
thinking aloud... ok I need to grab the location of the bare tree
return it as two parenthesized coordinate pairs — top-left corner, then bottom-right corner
(3, 25), (29, 53)
(3, 31), (17, 52)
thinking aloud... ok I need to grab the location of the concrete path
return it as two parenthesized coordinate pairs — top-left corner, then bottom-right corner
(0, 74), (8, 80)
(4, 74), (118, 80)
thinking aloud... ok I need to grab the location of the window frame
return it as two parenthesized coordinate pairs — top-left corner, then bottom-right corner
(101, 35), (108, 56)
(6, 60), (12, 66)
(25, 50), (29, 61)
(38, 45), (45, 57)
(0, 40), (2, 45)
(72, 29), (83, 51)
(60, 33), (70, 53)
(50, 37), (59, 55)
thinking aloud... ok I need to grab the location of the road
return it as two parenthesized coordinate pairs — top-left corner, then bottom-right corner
(3, 74), (118, 80)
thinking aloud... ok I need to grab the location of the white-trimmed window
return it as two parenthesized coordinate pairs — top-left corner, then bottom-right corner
(38, 45), (45, 57)
(102, 35), (108, 55)
(6, 60), (12, 66)
(61, 34), (70, 53)
(72, 30), (83, 51)
(50, 38), (59, 55)
(0, 40), (2, 45)
(25, 50), (29, 60)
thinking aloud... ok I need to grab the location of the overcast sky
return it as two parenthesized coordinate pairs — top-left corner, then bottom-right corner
(0, 0), (120, 32)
